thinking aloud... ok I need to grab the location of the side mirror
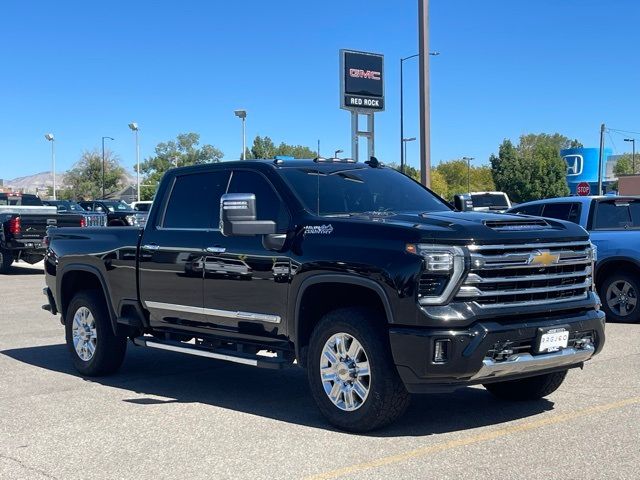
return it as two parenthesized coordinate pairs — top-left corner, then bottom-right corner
(220, 193), (276, 236)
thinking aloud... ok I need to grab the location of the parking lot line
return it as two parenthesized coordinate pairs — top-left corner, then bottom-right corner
(306, 396), (640, 480)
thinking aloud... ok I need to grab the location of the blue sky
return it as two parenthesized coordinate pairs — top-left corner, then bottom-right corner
(1, 0), (639, 180)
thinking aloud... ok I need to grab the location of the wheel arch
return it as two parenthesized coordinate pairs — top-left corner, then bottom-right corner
(595, 257), (640, 290)
(292, 274), (394, 367)
(58, 264), (118, 334)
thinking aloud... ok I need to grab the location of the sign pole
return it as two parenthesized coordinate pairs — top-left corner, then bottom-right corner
(351, 112), (359, 162)
(418, 0), (431, 187)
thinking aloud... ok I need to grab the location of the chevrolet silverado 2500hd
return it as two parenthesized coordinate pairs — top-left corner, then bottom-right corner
(43, 158), (605, 431)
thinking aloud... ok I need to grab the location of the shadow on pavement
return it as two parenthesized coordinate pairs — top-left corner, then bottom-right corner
(4, 264), (44, 275)
(1, 342), (555, 437)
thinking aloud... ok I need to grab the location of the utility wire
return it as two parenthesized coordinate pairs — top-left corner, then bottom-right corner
(607, 127), (640, 136)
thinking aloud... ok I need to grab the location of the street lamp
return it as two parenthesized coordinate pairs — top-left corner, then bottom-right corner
(334, 149), (344, 158)
(101, 136), (114, 199)
(44, 133), (56, 200)
(128, 123), (140, 201)
(234, 109), (247, 160)
(624, 138), (636, 173)
(462, 156), (475, 193)
(402, 138), (416, 172)
(400, 51), (439, 174)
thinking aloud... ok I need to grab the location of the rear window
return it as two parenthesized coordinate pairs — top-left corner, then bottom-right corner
(162, 171), (230, 229)
(540, 203), (582, 224)
(0, 195), (42, 206)
(594, 201), (637, 229)
(470, 193), (508, 209)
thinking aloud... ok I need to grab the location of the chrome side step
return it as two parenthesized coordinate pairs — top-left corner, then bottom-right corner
(132, 337), (292, 369)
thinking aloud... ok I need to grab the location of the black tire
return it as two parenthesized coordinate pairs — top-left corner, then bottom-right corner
(65, 290), (127, 376)
(599, 272), (640, 323)
(307, 307), (410, 432)
(484, 370), (568, 401)
(0, 248), (14, 274)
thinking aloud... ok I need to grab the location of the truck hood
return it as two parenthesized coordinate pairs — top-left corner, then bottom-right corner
(342, 210), (589, 245)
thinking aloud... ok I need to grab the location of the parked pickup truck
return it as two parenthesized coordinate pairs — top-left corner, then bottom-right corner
(43, 158), (605, 431)
(42, 200), (107, 227)
(78, 200), (146, 227)
(509, 195), (640, 323)
(0, 193), (86, 273)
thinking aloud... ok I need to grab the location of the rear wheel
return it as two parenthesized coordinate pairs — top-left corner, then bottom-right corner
(484, 370), (568, 401)
(0, 248), (14, 273)
(600, 273), (640, 323)
(65, 290), (127, 376)
(307, 308), (410, 432)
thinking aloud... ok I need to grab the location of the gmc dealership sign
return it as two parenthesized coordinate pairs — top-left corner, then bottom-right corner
(340, 49), (385, 111)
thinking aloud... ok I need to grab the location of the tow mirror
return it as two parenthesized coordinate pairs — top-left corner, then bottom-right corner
(220, 193), (276, 236)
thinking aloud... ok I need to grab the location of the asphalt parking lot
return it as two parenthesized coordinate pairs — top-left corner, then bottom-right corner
(1, 261), (639, 480)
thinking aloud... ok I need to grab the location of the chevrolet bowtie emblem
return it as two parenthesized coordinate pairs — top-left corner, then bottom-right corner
(528, 250), (560, 266)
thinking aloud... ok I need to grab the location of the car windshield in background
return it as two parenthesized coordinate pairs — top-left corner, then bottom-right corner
(280, 167), (451, 216)
(134, 203), (151, 212)
(104, 202), (131, 212)
(471, 194), (508, 209)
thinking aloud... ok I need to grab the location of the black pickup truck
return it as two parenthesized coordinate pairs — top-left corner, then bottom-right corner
(43, 159), (605, 431)
(0, 193), (86, 273)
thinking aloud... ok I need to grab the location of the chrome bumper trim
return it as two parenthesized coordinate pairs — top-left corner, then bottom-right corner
(470, 344), (596, 381)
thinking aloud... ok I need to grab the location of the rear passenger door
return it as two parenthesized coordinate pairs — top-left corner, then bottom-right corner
(139, 170), (230, 331)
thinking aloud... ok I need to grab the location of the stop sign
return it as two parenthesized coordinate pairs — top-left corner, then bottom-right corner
(576, 182), (591, 196)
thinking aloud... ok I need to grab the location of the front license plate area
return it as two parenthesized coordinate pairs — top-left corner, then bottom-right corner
(536, 327), (569, 354)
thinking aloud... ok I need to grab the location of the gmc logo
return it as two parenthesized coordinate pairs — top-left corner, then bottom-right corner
(349, 69), (381, 81)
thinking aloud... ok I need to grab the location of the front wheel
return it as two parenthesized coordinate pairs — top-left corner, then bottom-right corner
(600, 273), (640, 323)
(65, 290), (127, 376)
(307, 308), (410, 432)
(484, 370), (568, 401)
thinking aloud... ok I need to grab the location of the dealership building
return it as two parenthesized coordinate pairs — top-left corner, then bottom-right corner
(561, 147), (618, 194)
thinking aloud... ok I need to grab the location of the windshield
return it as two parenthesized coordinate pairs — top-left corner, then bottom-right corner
(134, 203), (151, 212)
(471, 194), (508, 209)
(280, 167), (450, 216)
(104, 202), (131, 212)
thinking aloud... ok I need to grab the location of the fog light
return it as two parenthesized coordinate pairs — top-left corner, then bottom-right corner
(434, 339), (450, 363)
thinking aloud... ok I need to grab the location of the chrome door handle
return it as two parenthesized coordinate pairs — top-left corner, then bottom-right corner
(142, 244), (160, 251)
(206, 246), (226, 253)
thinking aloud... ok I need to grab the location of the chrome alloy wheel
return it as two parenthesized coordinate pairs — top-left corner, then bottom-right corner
(606, 280), (638, 317)
(72, 306), (97, 361)
(320, 332), (371, 411)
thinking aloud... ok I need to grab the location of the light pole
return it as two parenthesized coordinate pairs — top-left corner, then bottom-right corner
(128, 123), (140, 201)
(101, 136), (114, 199)
(334, 149), (343, 159)
(402, 138), (416, 172)
(624, 138), (636, 173)
(234, 110), (247, 159)
(463, 156), (475, 193)
(44, 133), (56, 199)
(400, 51), (439, 174)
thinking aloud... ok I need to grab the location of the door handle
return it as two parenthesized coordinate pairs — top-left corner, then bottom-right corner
(142, 244), (160, 251)
(206, 246), (226, 254)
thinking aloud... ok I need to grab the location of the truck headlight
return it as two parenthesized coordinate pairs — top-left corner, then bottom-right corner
(125, 215), (138, 226)
(407, 244), (466, 305)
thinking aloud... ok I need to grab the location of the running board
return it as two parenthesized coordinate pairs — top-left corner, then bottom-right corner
(132, 337), (292, 369)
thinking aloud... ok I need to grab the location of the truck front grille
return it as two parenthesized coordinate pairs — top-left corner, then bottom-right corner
(457, 241), (593, 308)
(84, 214), (107, 227)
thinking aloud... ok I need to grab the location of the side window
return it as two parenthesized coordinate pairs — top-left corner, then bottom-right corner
(594, 202), (632, 229)
(511, 204), (542, 216)
(628, 202), (640, 227)
(94, 204), (105, 213)
(163, 171), (230, 229)
(82, 203), (94, 211)
(227, 170), (289, 229)
(540, 203), (581, 224)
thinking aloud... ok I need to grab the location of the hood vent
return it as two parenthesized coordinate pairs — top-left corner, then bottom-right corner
(483, 219), (550, 231)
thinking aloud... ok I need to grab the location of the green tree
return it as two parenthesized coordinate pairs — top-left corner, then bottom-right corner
(246, 135), (317, 159)
(491, 134), (571, 202)
(64, 149), (126, 200)
(613, 153), (639, 176)
(140, 133), (223, 200)
(435, 159), (495, 198)
(386, 163), (449, 200)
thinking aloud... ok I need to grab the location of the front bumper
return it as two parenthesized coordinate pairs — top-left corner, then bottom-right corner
(389, 308), (605, 393)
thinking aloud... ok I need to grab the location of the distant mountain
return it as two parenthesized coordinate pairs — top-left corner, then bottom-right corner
(3, 170), (136, 194)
